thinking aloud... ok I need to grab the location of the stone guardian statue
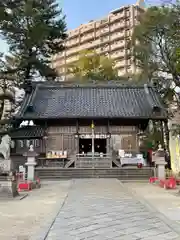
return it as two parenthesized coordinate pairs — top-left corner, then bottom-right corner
(0, 134), (12, 173)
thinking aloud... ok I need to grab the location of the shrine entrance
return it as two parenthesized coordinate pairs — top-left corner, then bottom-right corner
(79, 138), (107, 155)
(77, 134), (110, 167)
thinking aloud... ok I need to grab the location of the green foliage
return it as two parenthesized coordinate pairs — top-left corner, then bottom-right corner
(132, 3), (180, 106)
(177, 48), (180, 73)
(0, 58), (15, 125)
(140, 121), (163, 151)
(0, 0), (67, 81)
(68, 50), (123, 81)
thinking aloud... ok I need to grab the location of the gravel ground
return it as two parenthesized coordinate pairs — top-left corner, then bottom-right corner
(0, 180), (71, 240)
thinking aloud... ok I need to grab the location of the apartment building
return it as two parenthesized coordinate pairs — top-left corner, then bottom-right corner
(52, 0), (145, 80)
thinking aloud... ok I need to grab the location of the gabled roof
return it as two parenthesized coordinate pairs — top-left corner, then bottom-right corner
(15, 82), (167, 120)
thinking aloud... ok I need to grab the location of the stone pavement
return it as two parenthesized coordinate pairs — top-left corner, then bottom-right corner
(0, 180), (71, 240)
(123, 182), (180, 223)
(45, 179), (180, 240)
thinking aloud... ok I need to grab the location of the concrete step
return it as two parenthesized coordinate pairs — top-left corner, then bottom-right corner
(35, 167), (154, 180)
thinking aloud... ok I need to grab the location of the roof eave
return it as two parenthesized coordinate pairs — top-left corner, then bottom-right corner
(14, 115), (168, 121)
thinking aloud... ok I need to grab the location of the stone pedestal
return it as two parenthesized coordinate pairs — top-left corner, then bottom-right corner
(25, 161), (36, 181)
(24, 146), (38, 181)
(152, 145), (167, 179)
(0, 176), (19, 198)
(0, 159), (12, 173)
(156, 161), (167, 179)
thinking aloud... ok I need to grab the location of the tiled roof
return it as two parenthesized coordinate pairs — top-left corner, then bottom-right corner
(16, 83), (167, 120)
(0, 126), (45, 139)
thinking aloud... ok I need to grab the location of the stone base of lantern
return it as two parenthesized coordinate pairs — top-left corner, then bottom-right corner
(0, 176), (19, 198)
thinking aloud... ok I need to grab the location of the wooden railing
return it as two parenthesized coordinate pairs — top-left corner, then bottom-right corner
(37, 157), (67, 168)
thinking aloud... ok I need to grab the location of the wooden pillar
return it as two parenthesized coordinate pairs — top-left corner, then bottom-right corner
(107, 120), (111, 155)
(43, 121), (48, 154)
(75, 120), (79, 155)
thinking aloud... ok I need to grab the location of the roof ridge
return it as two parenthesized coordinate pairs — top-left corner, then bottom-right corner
(37, 84), (152, 89)
(31, 80), (154, 88)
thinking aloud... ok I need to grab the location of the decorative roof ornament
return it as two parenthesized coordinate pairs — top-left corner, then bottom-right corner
(29, 120), (34, 126)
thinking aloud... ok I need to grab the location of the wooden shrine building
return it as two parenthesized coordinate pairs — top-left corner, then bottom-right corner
(8, 81), (167, 170)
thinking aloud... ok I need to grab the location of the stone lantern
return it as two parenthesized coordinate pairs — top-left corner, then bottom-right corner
(153, 144), (167, 179)
(23, 145), (39, 181)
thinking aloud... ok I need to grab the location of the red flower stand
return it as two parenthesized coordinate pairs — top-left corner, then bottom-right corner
(149, 177), (159, 183)
(159, 177), (176, 189)
(18, 181), (33, 192)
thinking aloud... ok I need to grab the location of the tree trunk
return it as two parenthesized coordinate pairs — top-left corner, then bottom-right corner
(0, 99), (5, 120)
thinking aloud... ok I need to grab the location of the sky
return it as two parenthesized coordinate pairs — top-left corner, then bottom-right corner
(0, 0), (139, 54)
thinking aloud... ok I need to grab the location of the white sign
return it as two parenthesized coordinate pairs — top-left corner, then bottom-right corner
(79, 134), (110, 139)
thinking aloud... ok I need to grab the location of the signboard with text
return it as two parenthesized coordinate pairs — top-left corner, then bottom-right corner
(79, 134), (110, 139)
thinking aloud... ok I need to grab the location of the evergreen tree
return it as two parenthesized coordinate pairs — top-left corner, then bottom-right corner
(0, 0), (67, 81)
(132, 3), (180, 101)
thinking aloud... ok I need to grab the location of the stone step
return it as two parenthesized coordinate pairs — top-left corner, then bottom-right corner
(35, 168), (154, 180)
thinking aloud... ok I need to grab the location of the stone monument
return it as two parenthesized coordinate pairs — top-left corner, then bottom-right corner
(153, 144), (167, 179)
(0, 134), (19, 198)
(24, 145), (38, 181)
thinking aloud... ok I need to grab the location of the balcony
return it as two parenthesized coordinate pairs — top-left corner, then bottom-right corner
(111, 50), (125, 60)
(99, 27), (109, 36)
(78, 42), (95, 52)
(66, 39), (79, 48)
(99, 37), (110, 45)
(95, 19), (109, 29)
(80, 22), (95, 34)
(68, 29), (80, 39)
(79, 37), (110, 52)
(66, 56), (78, 64)
(90, 38), (101, 48)
(100, 46), (109, 54)
(114, 60), (126, 68)
(110, 21), (125, 32)
(111, 41), (125, 51)
(66, 46), (82, 56)
(80, 33), (95, 43)
(110, 31), (125, 41)
(109, 11), (126, 23)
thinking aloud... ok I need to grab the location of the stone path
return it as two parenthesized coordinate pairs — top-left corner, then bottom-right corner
(45, 179), (180, 240)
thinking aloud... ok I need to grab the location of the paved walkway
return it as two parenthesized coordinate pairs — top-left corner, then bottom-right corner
(45, 179), (180, 240)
